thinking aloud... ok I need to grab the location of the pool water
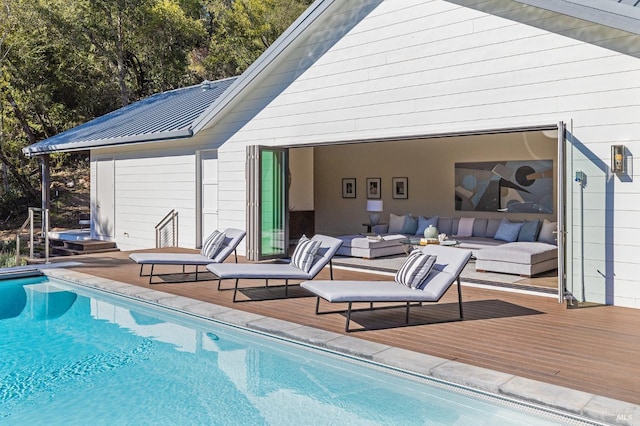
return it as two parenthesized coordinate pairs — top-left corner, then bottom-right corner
(0, 276), (583, 425)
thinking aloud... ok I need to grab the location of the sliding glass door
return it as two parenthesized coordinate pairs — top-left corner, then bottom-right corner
(246, 146), (289, 261)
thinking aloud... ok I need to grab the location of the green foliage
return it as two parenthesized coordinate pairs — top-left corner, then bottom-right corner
(0, 239), (26, 267)
(203, 0), (312, 79)
(0, 0), (311, 223)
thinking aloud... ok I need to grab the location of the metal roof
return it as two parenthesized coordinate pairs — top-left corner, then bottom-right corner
(23, 77), (237, 156)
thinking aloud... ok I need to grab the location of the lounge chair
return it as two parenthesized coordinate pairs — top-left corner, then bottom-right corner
(206, 234), (343, 302)
(129, 228), (246, 284)
(300, 245), (472, 332)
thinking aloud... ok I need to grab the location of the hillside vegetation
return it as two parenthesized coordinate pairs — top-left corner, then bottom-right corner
(0, 0), (311, 235)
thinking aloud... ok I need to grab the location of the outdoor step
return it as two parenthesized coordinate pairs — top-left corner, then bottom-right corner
(63, 240), (117, 251)
(51, 246), (120, 256)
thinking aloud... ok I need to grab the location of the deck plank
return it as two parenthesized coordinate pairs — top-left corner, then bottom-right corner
(62, 249), (640, 405)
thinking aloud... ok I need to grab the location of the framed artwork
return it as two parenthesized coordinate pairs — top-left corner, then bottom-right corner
(454, 160), (553, 213)
(342, 178), (356, 198)
(392, 177), (408, 199)
(366, 177), (381, 199)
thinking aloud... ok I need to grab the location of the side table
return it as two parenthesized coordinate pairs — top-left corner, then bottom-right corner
(362, 223), (386, 233)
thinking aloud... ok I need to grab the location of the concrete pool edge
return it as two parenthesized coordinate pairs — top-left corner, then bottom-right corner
(43, 268), (637, 426)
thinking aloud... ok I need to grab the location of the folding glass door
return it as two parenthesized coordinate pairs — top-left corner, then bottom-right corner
(246, 146), (289, 261)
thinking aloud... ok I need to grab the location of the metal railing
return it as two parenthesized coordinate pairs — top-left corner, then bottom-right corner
(155, 209), (178, 248)
(16, 207), (50, 264)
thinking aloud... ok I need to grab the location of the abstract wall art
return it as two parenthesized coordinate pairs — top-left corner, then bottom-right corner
(454, 160), (553, 213)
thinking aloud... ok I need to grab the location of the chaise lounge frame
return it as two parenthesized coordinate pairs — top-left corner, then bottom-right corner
(206, 234), (343, 302)
(128, 228), (246, 284)
(301, 245), (472, 332)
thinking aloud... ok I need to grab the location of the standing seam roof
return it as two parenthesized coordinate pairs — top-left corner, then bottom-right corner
(23, 77), (237, 156)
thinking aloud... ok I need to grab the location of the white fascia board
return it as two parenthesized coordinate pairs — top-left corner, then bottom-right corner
(190, 0), (337, 135)
(22, 128), (193, 157)
(515, 0), (640, 35)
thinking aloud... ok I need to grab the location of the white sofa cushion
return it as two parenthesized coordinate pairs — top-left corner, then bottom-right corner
(475, 242), (558, 265)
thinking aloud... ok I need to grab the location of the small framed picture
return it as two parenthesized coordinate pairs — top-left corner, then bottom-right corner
(392, 177), (408, 199)
(366, 178), (381, 199)
(342, 178), (356, 198)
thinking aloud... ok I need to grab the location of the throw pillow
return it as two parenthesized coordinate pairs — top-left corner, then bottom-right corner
(402, 215), (418, 234)
(388, 213), (406, 233)
(201, 230), (226, 258)
(395, 250), (438, 290)
(455, 217), (474, 237)
(538, 219), (558, 245)
(493, 219), (523, 242)
(291, 235), (321, 273)
(415, 216), (438, 236)
(517, 219), (542, 242)
(485, 218), (502, 238)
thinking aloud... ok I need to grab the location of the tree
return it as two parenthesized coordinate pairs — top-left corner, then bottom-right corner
(203, 0), (312, 79)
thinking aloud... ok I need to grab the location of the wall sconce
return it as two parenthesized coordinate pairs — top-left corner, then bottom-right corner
(611, 145), (626, 174)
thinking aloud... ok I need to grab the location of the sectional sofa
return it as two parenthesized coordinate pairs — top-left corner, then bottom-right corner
(335, 214), (558, 277)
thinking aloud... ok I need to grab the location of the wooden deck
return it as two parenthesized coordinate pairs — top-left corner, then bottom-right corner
(62, 249), (640, 406)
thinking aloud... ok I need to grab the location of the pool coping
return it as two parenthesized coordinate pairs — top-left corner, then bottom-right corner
(43, 268), (638, 426)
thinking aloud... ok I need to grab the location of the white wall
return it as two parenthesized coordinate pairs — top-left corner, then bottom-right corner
(289, 147), (314, 211)
(199, 0), (640, 307)
(92, 141), (201, 251)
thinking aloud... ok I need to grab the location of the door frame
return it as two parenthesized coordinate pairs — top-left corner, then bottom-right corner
(196, 149), (219, 248)
(94, 158), (115, 240)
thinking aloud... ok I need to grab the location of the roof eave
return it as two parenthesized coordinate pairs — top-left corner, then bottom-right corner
(515, 0), (640, 35)
(22, 128), (193, 157)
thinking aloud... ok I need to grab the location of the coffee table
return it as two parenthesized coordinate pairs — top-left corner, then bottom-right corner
(398, 238), (459, 255)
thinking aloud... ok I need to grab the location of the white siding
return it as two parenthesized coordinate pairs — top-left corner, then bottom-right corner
(203, 0), (640, 307)
(92, 143), (199, 251)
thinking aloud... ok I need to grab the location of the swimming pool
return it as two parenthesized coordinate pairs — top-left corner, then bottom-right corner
(0, 275), (589, 425)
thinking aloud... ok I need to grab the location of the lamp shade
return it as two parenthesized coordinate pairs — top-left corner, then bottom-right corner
(366, 199), (383, 212)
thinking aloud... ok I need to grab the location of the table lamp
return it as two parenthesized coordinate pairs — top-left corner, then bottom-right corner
(366, 200), (383, 225)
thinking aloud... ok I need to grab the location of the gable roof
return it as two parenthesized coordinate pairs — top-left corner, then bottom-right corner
(22, 77), (237, 156)
(23, 0), (640, 156)
(181, 0), (640, 135)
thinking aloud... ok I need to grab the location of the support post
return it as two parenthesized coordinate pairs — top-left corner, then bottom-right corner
(41, 155), (50, 217)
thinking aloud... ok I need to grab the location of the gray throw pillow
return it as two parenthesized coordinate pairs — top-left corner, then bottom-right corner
(517, 219), (541, 242)
(416, 216), (438, 235)
(402, 215), (418, 234)
(493, 219), (523, 242)
(538, 220), (557, 245)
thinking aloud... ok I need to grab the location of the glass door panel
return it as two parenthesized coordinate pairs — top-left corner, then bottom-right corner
(260, 149), (288, 258)
(565, 127), (608, 306)
(246, 146), (289, 261)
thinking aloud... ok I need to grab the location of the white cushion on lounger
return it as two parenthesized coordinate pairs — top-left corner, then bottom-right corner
(302, 270), (457, 302)
(129, 252), (217, 265)
(207, 234), (343, 281)
(302, 245), (472, 301)
(129, 228), (246, 265)
(208, 262), (314, 280)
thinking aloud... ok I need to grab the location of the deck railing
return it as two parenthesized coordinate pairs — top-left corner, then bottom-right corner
(155, 209), (178, 248)
(15, 207), (50, 264)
